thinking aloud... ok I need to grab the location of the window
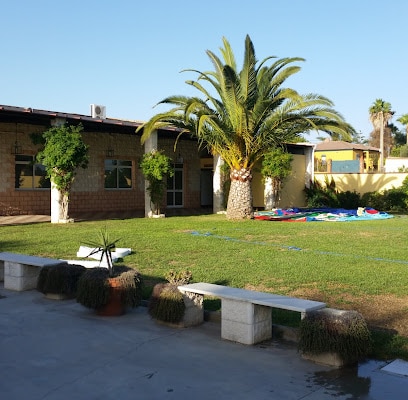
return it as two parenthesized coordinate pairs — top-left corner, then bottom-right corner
(104, 159), (132, 189)
(15, 155), (50, 189)
(167, 163), (183, 207)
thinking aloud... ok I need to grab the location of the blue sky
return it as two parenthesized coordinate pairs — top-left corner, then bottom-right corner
(1, 0), (407, 142)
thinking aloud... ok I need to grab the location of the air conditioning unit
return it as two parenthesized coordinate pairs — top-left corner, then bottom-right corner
(90, 104), (106, 119)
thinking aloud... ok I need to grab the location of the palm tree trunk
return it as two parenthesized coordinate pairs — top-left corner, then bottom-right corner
(226, 168), (253, 219)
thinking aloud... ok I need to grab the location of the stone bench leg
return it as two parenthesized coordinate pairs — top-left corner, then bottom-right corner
(4, 262), (40, 291)
(179, 291), (204, 327)
(221, 299), (272, 345)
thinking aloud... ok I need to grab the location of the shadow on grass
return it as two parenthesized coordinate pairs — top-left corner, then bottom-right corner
(370, 327), (408, 360)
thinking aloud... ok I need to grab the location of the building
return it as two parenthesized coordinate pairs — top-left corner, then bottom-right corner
(0, 104), (314, 218)
(314, 140), (380, 173)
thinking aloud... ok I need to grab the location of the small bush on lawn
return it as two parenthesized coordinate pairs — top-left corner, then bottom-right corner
(336, 190), (361, 209)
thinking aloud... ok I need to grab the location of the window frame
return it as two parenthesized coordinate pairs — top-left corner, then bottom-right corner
(104, 159), (133, 190)
(166, 163), (184, 208)
(14, 155), (50, 190)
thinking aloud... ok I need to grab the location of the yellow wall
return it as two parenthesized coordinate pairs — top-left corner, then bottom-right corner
(253, 154), (307, 208)
(314, 173), (408, 194)
(315, 149), (358, 161)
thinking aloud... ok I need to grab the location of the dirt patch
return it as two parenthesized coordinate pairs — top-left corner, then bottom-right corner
(289, 287), (408, 337)
(244, 283), (408, 337)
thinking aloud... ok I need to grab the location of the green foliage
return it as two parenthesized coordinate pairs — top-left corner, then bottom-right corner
(37, 263), (86, 297)
(138, 35), (355, 218)
(399, 145), (408, 157)
(261, 148), (293, 208)
(35, 124), (89, 195)
(299, 310), (372, 364)
(336, 190), (362, 209)
(83, 228), (120, 277)
(370, 329), (408, 360)
(4, 216), (408, 360)
(304, 178), (341, 208)
(369, 98), (392, 114)
(115, 266), (144, 308)
(261, 148), (293, 181)
(305, 177), (361, 209)
(76, 268), (110, 309)
(76, 266), (143, 310)
(148, 269), (192, 323)
(361, 189), (408, 212)
(165, 269), (192, 285)
(401, 175), (408, 192)
(148, 283), (186, 323)
(140, 150), (174, 214)
(306, 178), (408, 211)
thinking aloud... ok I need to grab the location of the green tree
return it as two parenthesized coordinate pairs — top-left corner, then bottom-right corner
(36, 124), (89, 221)
(261, 147), (293, 209)
(138, 35), (355, 219)
(351, 131), (368, 144)
(397, 114), (408, 145)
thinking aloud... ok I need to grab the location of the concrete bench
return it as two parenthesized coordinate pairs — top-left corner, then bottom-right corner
(178, 282), (326, 345)
(0, 252), (67, 291)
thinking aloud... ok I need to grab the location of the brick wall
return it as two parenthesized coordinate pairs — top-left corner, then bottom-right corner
(156, 138), (201, 210)
(0, 122), (203, 216)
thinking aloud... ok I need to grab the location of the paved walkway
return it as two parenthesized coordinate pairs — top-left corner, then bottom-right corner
(1, 285), (407, 399)
(0, 214), (50, 225)
(0, 209), (212, 226)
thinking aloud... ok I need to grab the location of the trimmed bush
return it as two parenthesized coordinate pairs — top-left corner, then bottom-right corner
(37, 263), (86, 298)
(76, 266), (143, 310)
(299, 309), (372, 365)
(148, 283), (185, 323)
(148, 269), (192, 324)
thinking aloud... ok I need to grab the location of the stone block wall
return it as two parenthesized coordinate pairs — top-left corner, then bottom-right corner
(0, 122), (203, 216)
(0, 123), (50, 215)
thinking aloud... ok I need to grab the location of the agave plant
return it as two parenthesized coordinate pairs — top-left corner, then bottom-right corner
(83, 228), (120, 277)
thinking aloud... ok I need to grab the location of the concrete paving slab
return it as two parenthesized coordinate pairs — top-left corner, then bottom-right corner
(1, 284), (407, 399)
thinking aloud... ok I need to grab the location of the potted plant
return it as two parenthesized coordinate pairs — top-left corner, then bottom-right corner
(140, 150), (174, 217)
(298, 308), (372, 367)
(37, 263), (86, 300)
(148, 269), (194, 326)
(76, 229), (143, 316)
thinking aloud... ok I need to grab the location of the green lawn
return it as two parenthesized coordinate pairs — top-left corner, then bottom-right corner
(1, 214), (408, 360)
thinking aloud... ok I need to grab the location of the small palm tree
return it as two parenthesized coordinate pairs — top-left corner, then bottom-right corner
(138, 35), (355, 219)
(369, 99), (395, 165)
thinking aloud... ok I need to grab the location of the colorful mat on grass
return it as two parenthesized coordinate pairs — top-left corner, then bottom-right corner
(253, 207), (393, 222)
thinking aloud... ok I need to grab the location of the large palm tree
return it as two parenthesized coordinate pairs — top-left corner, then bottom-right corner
(138, 35), (355, 219)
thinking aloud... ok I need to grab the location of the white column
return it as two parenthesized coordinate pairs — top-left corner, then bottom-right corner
(50, 180), (60, 223)
(49, 118), (67, 223)
(144, 130), (158, 217)
(305, 144), (315, 187)
(264, 178), (274, 210)
(213, 154), (224, 213)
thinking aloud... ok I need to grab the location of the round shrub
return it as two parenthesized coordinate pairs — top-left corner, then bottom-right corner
(76, 266), (143, 310)
(148, 283), (185, 324)
(298, 309), (372, 365)
(37, 263), (86, 297)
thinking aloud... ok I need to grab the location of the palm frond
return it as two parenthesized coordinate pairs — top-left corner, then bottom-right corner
(138, 35), (355, 172)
